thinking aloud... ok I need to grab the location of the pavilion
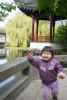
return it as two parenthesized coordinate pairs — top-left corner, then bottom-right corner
(14, 0), (67, 49)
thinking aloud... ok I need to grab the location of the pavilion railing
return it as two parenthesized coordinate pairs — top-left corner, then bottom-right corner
(29, 36), (51, 42)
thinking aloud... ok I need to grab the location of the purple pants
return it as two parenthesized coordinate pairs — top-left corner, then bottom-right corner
(42, 80), (59, 100)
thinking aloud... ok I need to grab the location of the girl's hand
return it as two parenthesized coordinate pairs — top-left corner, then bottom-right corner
(27, 52), (33, 59)
(58, 72), (65, 79)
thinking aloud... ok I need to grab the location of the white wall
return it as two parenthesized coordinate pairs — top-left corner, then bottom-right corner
(30, 42), (62, 50)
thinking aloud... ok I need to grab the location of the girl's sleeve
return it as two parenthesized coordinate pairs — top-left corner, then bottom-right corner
(55, 61), (64, 73)
(28, 57), (40, 69)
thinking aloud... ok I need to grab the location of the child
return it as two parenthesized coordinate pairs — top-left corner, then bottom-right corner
(27, 46), (65, 100)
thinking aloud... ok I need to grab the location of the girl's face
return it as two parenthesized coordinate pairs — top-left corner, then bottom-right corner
(42, 51), (52, 61)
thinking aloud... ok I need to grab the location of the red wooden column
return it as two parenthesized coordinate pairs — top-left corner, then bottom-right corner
(53, 20), (55, 42)
(32, 15), (35, 41)
(50, 15), (53, 42)
(36, 19), (39, 42)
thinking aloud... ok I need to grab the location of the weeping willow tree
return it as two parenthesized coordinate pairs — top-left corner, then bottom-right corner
(33, 20), (50, 36)
(6, 13), (32, 47)
(6, 48), (22, 61)
(38, 21), (50, 36)
(6, 12), (50, 47)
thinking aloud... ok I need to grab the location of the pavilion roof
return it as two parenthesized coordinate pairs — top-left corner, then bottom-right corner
(14, 0), (35, 9)
(14, 0), (67, 21)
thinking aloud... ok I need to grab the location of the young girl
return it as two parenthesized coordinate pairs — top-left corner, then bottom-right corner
(27, 46), (65, 100)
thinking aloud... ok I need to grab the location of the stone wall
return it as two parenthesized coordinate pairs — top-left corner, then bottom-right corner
(22, 48), (65, 57)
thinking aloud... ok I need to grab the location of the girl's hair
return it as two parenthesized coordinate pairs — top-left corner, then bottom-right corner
(41, 46), (54, 57)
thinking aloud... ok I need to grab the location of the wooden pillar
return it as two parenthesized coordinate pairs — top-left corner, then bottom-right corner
(32, 15), (35, 41)
(50, 15), (53, 42)
(53, 20), (55, 42)
(36, 19), (39, 42)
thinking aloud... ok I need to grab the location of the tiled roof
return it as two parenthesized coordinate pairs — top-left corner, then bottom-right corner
(14, 0), (35, 9)
(14, 0), (67, 20)
(14, 0), (50, 20)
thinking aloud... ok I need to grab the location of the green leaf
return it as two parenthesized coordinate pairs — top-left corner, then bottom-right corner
(35, 0), (55, 16)
(0, 2), (16, 21)
(54, 0), (67, 17)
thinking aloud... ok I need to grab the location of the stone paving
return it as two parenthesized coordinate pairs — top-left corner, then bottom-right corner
(15, 76), (67, 100)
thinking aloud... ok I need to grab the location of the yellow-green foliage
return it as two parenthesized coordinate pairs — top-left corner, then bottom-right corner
(33, 20), (49, 36)
(38, 20), (50, 36)
(6, 13), (32, 47)
(6, 48), (22, 61)
(6, 12), (50, 47)
(0, 29), (6, 32)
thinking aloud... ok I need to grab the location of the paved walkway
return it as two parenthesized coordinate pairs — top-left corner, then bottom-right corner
(15, 76), (67, 100)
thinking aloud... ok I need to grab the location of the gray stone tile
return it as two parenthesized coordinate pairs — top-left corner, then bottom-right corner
(15, 76), (67, 100)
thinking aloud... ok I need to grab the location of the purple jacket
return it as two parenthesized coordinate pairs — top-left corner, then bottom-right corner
(28, 57), (64, 85)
